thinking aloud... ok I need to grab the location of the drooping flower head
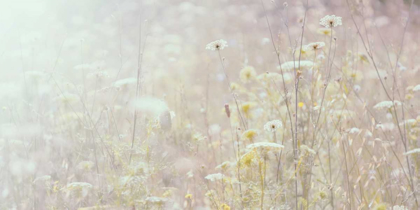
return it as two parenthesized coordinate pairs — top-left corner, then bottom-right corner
(320, 15), (342, 28)
(205, 39), (228, 51)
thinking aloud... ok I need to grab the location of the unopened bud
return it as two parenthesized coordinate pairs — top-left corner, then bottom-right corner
(224, 104), (231, 118)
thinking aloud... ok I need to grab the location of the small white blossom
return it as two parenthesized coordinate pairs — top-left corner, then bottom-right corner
(373, 100), (402, 109)
(404, 148), (420, 156)
(320, 15), (342, 28)
(264, 120), (283, 132)
(304, 42), (325, 51)
(205, 39), (228, 51)
(205, 173), (225, 182)
(280, 60), (313, 71)
(392, 205), (408, 210)
(247, 142), (284, 151)
(413, 84), (420, 92)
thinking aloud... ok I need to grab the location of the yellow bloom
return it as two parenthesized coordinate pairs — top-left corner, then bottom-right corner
(241, 102), (256, 117)
(317, 28), (333, 36)
(240, 66), (257, 83)
(240, 150), (256, 168)
(298, 102), (304, 108)
(220, 204), (231, 210)
(241, 129), (258, 142)
(185, 194), (193, 199)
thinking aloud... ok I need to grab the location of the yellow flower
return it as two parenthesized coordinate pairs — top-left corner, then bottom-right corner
(230, 82), (242, 91)
(241, 129), (258, 142)
(241, 102), (256, 117)
(240, 150), (256, 168)
(317, 28), (333, 36)
(185, 194), (193, 199)
(220, 203), (231, 210)
(298, 102), (304, 108)
(240, 66), (257, 83)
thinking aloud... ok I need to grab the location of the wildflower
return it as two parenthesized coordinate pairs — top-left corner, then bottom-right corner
(247, 142), (284, 151)
(205, 173), (225, 182)
(240, 150), (256, 167)
(185, 194), (193, 199)
(348, 127), (360, 134)
(241, 129), (258, 141)
(241, 102), (257, 117)
(263, 120), (282, 132)
(318, 190), (327, 200)
(239, 66), (257, 83)
(145, 196), (167, 204)
(280, 60), (313, 71)
(205, 39), (228, 51)
(230, 82), (240, 91)
(298, 102), (304, 108)
(403, 148), (420, 156)
(373, 100), (402, 109)
(317, 28), (333, 36)
(320, 15), (342, 28)
(221, 204), (231, 210)
(304, 42), (325, 51)
(114, 77), (137, 87)
(215, 161), (232, 170)
(413, 84), (420, 92)
(64, 182), (92, 197)
(392, 205), (408, 210)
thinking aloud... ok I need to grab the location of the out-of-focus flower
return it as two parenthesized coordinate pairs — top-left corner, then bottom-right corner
(403, 148), (420, 156)
(240, 66), (257, 83)
(280, 61), (313, 71)
(241, 129), (259, 141)
(221, 203), (231, 210)
(373, 100), (402, 110)
(205, 173), (225, 182)
(317, 28), (333, 36)
(320, 15), (342, 28)
(392, 205), (408, 210)
(205, 39), (228, 51)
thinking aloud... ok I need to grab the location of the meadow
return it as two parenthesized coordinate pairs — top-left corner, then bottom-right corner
(0, 0), (420, 209)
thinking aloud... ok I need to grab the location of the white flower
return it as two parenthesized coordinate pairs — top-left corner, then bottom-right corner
(404, 148), (420, 156)
(304, 42), (325, 51)
(205, 173), (225, 182)
(373, 100), (402, 109)
(348, 127), (360, 134)
(114, 77), (137, 87)
(413, 84), (420, 92)
(392, 205), (408, 210)
(247, 142), (284, 151)
(264, 120), (283, 132)
(280, 60), (313, 71)
(320, 15), (342, 28)
(205, 39), (228, 51)
(146, 196), (167, 204)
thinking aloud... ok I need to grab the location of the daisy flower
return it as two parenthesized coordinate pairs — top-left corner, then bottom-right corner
(320, 15), (342, 28)
(263, 120), (282, 132)
(205, 39), (228, 51)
